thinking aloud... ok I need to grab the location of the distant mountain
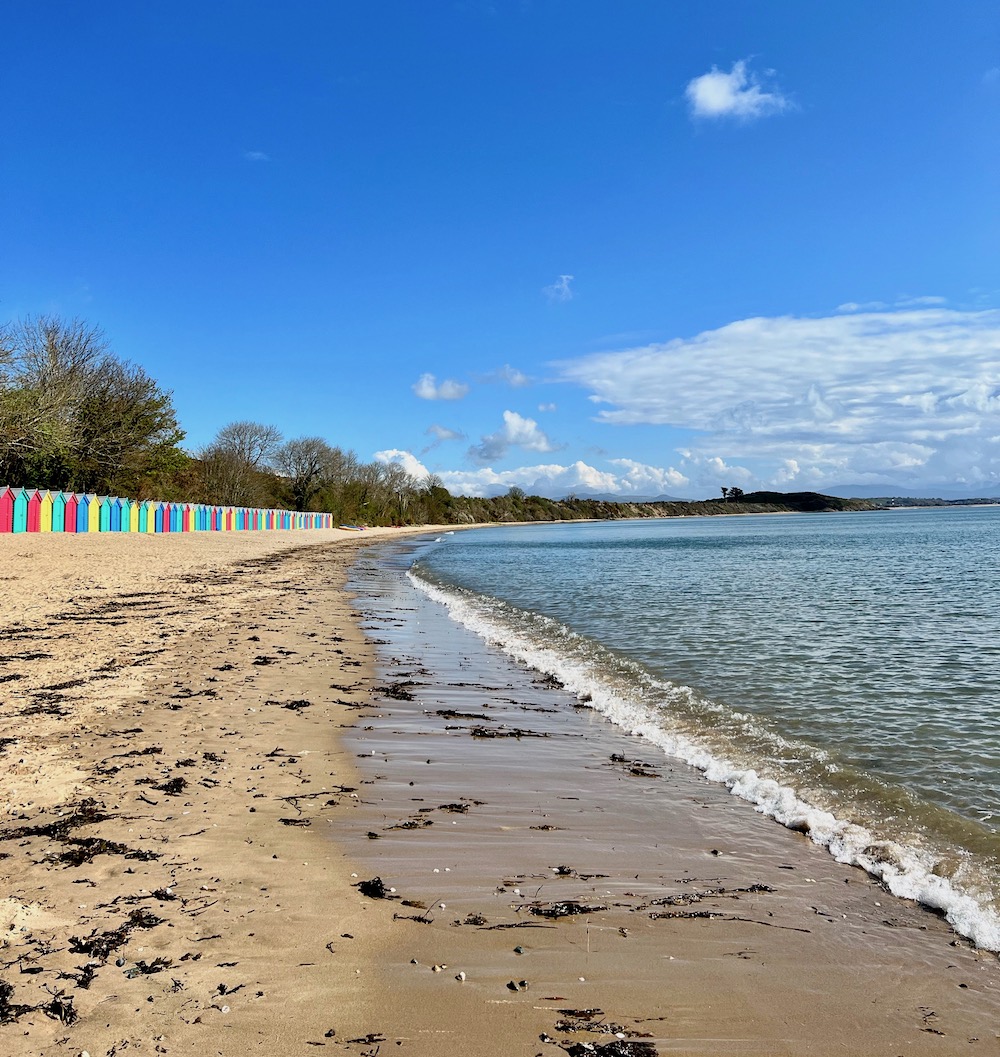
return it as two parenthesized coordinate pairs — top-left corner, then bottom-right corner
(562, 491), (687, 503)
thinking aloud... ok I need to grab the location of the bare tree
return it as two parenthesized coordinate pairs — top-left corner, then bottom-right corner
(198, 420), (282, 506)
(273, 436), (337, 511)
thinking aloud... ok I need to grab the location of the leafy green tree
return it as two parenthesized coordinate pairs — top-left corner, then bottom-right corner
(0, 316), (186, 495)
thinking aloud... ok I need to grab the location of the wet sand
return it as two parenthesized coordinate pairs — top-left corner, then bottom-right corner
(342, 538), (1000, 1055)
(1, 529), (999, 1056)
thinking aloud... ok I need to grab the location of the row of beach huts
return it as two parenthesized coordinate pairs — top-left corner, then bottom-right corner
(0, 487), (334, 534)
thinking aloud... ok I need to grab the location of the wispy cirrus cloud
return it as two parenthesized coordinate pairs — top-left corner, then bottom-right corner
(467, 410), (559, 465)
(426, 423), (465, 442)
(412, 373), (469, 400)
(685, 59), (791, 121)
(243, 150), (270, 161)
(482, 363), (530, 387)
(543, 274), (575, 303)
(557, 307), (1000, 492)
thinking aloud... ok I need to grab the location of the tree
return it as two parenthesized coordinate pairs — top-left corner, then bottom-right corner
(0, 316), (186, 495)
(198, 420), (282, 506)
(273, 436), (338, 511)
(729, 486), (745, 501)
(720, 486), (730, 501)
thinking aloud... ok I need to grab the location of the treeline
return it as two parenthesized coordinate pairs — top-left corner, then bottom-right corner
(0, 316), (877, 527)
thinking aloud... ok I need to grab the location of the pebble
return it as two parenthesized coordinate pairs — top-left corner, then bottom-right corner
(455, 971), (466, 981)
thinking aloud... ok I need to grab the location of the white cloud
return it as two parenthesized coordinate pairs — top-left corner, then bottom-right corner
(685, 59), (790, 121)
(493, 364), (530, 387)
(557, 307), (1000, 492)
(243, 150), (270, 161)
(607, 458), (689, 494)
(374, 449), (431, 480)
(435, 458), (676, 498)
(543, 274), (575, 303)
(538, 402), (557, 412)
(468, 410), (559, 465)
(426, 423), (464, 442)
(373, 451), (689, 500)
(894, 295), (947, 308)
(412, 373), (469, 400)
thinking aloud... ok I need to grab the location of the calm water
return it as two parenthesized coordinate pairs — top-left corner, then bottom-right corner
(407, 507), (1000, 949)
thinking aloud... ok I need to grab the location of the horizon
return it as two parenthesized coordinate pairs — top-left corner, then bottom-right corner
(4, 2), (999, 501)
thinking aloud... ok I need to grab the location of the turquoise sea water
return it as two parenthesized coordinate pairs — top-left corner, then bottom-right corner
(407, 507), (1000, 949)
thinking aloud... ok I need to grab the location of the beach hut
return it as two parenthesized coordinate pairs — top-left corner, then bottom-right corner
(0, 488), (14, 533)
(108, 498), (122, 532)
(26, 490), (41, 533)
(96, 497), (111, 533)
(38, 491), (53, 532)
(50, 491), (66, 533)
(64, 493), (78, 533)
(127, 499), (139, 532)
(12, 489), (28, 533)
(86, 495), (100, 533)
(76, 494), (91, 533)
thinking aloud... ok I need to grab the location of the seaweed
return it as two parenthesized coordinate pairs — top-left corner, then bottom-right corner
(51, 837), (161, 868)
(124, 957), (172, 978)
(375, 682), (419, 700)
(69, 908), (164, 962)
(0, 980), (34, 1024)
(355, 877), (392, 899)
(153, 776), (187, 796)
(527, 901), (608, 919)
(470, 726), (548, 739)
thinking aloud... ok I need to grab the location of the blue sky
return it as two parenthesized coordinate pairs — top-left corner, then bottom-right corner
(4, 1), (999, 498)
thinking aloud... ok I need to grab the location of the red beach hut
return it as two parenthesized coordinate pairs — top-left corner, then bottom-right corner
(0, 488), (13, 533)
(64, 493), (78, 533)
(26, 489), (41, 532)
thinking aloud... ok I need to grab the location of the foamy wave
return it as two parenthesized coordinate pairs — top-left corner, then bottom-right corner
(409, 569), (1000, 952)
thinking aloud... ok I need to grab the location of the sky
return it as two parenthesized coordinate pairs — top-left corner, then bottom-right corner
(4, 1), (1000, 499)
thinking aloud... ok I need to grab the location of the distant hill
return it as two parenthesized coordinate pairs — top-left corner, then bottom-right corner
(737, 490), (872, 512)
(565, 491), (687, 503)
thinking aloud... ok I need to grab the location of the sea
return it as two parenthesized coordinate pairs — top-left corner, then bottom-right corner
(371, 506), (1000, 952)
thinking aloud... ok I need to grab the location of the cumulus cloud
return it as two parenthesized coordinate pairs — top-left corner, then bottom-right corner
(467, 410), (559, 465)
(412, 373), (469, 400)
(557, 307), (1000, 491)
(607, 458), (689, 494)
(371, 450), (691, 500)
(543, 274), (575, 303)
(374, 449), (432, 480)
(538, 402), (557, 412)
(685, 59), (790, 121)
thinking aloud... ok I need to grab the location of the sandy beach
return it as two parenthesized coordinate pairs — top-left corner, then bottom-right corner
(2, 529), (999, 1056)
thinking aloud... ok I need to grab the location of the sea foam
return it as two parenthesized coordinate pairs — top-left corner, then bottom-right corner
(409, 569), (1000, 953)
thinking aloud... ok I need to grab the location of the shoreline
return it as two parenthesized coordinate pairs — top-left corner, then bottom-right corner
(344, 535), (1000, 1054)
(2, 528), (999, 1055)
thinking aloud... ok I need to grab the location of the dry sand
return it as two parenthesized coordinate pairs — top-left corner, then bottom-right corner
(1, 528), (998, 1057)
